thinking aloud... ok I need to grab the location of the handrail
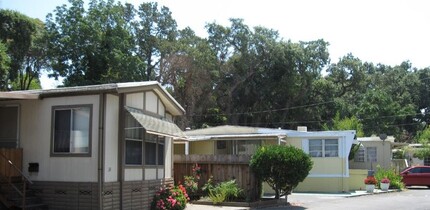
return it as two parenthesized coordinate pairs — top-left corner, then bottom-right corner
(0, 150), (31, 210)
(0, 152), (32, 184)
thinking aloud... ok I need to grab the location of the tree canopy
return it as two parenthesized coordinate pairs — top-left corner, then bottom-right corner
(0, 9), (43, 90)
(1, 0), (430, 142)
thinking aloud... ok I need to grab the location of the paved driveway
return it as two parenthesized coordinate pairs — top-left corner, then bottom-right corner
(185, 190), (395, 210)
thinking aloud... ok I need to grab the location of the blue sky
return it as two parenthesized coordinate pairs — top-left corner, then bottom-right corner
(2, 0), (430, 88)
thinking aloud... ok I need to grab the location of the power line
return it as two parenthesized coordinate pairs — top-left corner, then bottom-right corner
(186, 100), (336, 117)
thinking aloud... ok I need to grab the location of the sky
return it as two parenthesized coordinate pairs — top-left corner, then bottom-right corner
(1, 0), (430, 89)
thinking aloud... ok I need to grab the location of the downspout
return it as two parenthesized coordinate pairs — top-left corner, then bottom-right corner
(98, 93), (106, 209)
(118, 93), (125, 209)
(185, 142), (189, 155)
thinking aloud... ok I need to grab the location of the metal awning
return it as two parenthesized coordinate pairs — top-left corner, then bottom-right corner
(125, 106), (186, 139)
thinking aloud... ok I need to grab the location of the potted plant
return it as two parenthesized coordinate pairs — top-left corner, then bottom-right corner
(380, 177), (390, 191)
(364, 176), (377, 193)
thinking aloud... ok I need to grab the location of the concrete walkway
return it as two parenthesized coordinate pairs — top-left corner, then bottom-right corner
(185, 189), (398, 210)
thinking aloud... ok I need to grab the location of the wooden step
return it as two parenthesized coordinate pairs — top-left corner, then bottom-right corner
(17, 203), (48, 210)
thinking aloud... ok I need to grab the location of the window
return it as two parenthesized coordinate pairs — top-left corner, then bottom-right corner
(124, 113), (165, 166)
(354, 147), (365, 162)
(309, 139), (338, 157)
(145, 133), (165, 166)
(52, 105), (92, 156)
(236, 140), (261, 155)
(366, 147), (377, 162)
(421, 167), (430, 173)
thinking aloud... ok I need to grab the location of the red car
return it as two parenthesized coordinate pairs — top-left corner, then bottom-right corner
(400, 166), (430, 187)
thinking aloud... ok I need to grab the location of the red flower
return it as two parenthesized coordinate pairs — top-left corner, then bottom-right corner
(364, 176), (377, 185)
(381, 178), (390, 183)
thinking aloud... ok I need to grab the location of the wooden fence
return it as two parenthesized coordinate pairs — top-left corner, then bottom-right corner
(0, 148), (23, 178)
(173, 154), (260, 200)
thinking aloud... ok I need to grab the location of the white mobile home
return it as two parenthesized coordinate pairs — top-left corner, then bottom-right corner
(0, 81), (185, 209)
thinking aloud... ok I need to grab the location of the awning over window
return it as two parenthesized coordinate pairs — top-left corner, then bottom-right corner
(125, 106), (186, 139)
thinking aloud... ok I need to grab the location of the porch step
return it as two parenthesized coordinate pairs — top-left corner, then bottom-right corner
(16, 203), (48, 210)
(0, 181), (48, 210)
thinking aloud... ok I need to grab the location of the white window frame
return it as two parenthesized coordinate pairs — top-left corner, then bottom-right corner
(308, 139), (339, 158)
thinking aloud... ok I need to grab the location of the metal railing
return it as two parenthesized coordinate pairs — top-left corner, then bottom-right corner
(0, 151), (32, 210)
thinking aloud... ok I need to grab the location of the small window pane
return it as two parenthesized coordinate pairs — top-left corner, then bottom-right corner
(367, 147), (377, 162)
(324, 139), (338, 157)
(54, 109), (71, 153)
(126, 140), (142, 165)
(309, 140), (322, 157)
(354, 147), (365, 162)
(158, 140), (164, 165)
(71, 108), (90, 153)
(145, 142), (156, 165)
(125, 113), (143, 139)
(237, 140), (261, 155)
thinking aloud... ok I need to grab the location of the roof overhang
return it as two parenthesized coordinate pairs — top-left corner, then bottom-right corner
(0, 92), (40, 100)
(186, 134), (286, 142)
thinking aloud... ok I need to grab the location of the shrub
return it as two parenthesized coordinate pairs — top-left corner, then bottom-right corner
(374, 165), (404, 189)
(208, 180), (243, 204)
(183, 163), (202, 200)
(201, 176), (215, 196)
(151, 184), (189, 210)
(250, 145), (313, 199)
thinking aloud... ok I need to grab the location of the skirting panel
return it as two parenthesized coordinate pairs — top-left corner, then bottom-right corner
(31, 181), (99, 210)
(30, 178), (173, 210)
(121, 178), (174, 210)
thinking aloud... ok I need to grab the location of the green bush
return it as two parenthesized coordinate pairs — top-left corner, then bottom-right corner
(250, 145), (313, 199)
(201, 176), (215, 196)
(207, 179), (243, 204)
(374, 165), (404, 189)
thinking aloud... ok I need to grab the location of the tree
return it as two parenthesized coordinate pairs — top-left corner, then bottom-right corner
(135, 2), (177, 81)
(250, 145), (313, 200)
(46, 0), (143, 86)
(159, 27), (220, 128)
(0, 42), (10, 89)
(323, 112), (364, 137)
(0, 9), (43, 90)
(414, 126), (430, 160)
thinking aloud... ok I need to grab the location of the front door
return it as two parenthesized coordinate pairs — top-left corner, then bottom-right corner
(0, 105), (19, 148)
